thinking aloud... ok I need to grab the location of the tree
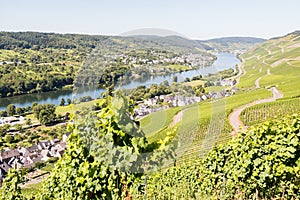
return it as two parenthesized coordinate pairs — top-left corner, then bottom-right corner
(32, 102), (38, 109)
(60, 98), (65, 106)
(163, 80), (169, 86)
(15, 107), (23, 115)
(25, 106), (32, 112)
(6, 104), (16, 116)
(67, 98), (72, 105)
(0, 124), (10, 137)
(172, 76), (178, 83)
(33, 104), (56, 125)
(0, 110), (8, 117)
(14, 124), (23, 132)
(25, 118), (32, 126)
(184, 77), (190, 82)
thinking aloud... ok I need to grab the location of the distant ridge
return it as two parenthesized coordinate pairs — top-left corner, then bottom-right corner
(119, 28), (187, 38)
(203, 37), (266, 44)
(197, 36), (266, 51)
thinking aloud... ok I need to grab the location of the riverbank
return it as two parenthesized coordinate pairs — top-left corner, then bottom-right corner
(0, 53), (240, 110)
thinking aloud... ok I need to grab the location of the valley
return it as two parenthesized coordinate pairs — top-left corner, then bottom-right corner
(0, 30), (300, 199)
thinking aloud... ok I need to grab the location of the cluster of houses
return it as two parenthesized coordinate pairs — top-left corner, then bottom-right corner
(0, 116), (26, 126)
(220, 79), (237, 87)
(104, 53), (215, 68)
(134, 88), (239, 118)
(0, 134), (69, 186)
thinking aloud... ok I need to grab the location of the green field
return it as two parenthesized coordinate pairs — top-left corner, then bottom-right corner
(183, 80), (206, 87)
(139, 107), (181, 136)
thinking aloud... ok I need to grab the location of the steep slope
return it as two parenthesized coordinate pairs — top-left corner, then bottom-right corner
(240, 31), (300, 97)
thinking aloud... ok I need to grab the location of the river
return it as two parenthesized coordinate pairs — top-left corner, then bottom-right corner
(0, 53), (240, 110)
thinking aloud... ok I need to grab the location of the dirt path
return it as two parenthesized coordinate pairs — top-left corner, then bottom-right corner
(255, 68), (270, 88)
(225, 60), (246, 90)
(21, 173), (49, 188)
(229, 87), (283, 134)
(168, 110), (184, 128)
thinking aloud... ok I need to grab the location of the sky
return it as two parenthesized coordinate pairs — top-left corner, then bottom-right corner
(0, 0), (299, 40)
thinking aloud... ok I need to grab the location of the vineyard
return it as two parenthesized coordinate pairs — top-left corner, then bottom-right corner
(239, 32), (300, 98)
(241, 98), (300, 126)
(132, 114), (300, 199)
(139, 87), (272, 166)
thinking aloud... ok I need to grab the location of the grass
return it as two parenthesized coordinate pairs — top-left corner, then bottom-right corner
(206, 86), (226, 92)
(139, 107), (181, 136)
(141, 87), (271, 164)
(56, 99), (104, 116)
(183, 80), (206, 87)
(40, 163), (55, 173)
(163, 64), (191, 71)
(22, 182), (43, 198)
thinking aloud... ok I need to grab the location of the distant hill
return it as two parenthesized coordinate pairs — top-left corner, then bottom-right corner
(0, 31), (271, 97)
(122, 35), (211, 52)
(271, 30), (300, 40)
(0, 31), (214, 97)
(0, 31), (107, 50)
(120, 28), (186, 38)
(119, 28), (265, 52)
(204, 37), (266, 44)
(0, 31), (209, 53)
(199, 37), (266, 52)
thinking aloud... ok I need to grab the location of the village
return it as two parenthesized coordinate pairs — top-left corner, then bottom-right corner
(134, 80), (238, 118)
(0, 133), (69, 186)
(104, 52), (215, 68)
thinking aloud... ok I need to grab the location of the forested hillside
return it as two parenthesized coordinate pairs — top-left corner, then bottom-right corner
(0, 32), (107, 97)
(0, 32), (213, 97)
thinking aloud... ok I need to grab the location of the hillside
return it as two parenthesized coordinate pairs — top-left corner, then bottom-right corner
(74, 34), (215, 88)
(200, 36), (266, 52)
(0, 32), (213, 97)
(240, 30), (300, 97)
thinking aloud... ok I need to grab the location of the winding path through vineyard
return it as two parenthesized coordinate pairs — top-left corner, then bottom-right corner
(229, 77), (283, 134)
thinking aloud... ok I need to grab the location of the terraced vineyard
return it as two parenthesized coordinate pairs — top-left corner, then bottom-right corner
(241, 98), (300, 126)
(240, 31), (300, 98)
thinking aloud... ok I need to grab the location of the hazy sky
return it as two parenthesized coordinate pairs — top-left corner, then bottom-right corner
(0, 0), (299, 39)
